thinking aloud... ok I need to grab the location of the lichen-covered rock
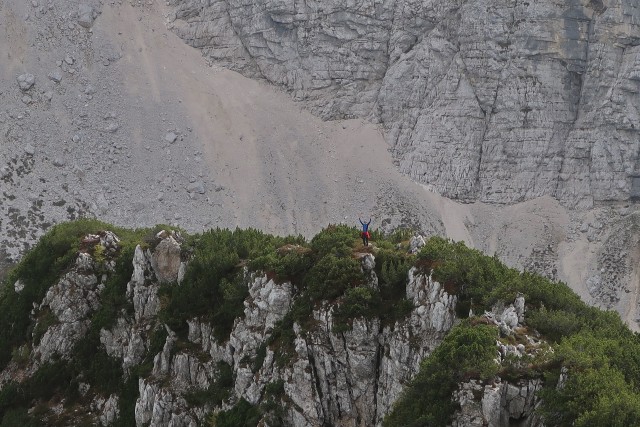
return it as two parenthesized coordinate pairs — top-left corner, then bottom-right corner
(406, 267), (457, 332)
(451, 379), (543, 427)
(487, 300), (522, 335)
(139, 265), (458, 426)
(409, 234), (426, 254)
(40, 254), (100, 323)
(128, 245), (161, 321)
(270, 267), (458, 426)
(151, 235), (183, 284)
(33, 253), (102, 362)
(92, 394), (120, 426)
(100, 317), (146, 373)
(13, 279), (24, 293)
(135, 379), (198, 427)
(359, 252), (379, 289)
(36, 321), (91, 363)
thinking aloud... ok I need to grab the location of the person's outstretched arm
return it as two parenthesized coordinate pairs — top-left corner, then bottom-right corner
(359, 218), (365, 225)
(367, 218), (371, 226)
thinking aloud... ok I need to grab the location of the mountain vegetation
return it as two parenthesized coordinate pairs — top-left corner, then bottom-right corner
(1, 220), (639, 426)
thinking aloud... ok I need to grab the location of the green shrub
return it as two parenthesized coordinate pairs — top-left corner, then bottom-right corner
(159, 228), (304, 342)
(527, 307), (582, 343)
(10, 345), (30, 367)
(159, 242), (241, 339)
(574, 386), (640, 427)
(305, 254), (364, 300)
(0, 407), (40, 427)
(384, 322), (499, 426)
(91, 245), (137, 332)
(0, 360), (77, 417)
(333, 287), (381, 332)
(260, 380), (287, 426)
(310, 224), (359, 258)
(252, 343), (267, 373)
(539, 364), (640, 427)
(112, 374), (140, 427)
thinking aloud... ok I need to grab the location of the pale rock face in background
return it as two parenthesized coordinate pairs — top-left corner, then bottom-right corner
(170, 0), (640, 207)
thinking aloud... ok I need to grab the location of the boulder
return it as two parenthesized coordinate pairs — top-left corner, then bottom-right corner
(17, 73), (35, 91)
(78, 4), (95, 28)
(151, 236), (182, 284)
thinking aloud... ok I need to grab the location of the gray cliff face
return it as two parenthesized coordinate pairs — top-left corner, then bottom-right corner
(131, 255), (459, 426)
(169, 0), (640, 207)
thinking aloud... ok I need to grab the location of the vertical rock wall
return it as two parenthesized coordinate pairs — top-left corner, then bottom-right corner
(169, 0), (640, 207)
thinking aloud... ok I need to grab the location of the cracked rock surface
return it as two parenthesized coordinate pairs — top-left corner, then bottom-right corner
(170, 0), (640, 207)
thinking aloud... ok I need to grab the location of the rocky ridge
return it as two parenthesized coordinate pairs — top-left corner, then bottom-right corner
(0, 228), (547, 426)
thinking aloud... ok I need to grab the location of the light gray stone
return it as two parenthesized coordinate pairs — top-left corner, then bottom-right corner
(17, 73), (35, 91)
(151, 236), (182, 284)
(13, 280), (24, 293)
(165, 132), (178, 143)
(409, 234), (426, 254)
(171, 0), (640, 208)
(78, 4), (95, 28)
(48, 69), (63, 83)
(97, 394), (120, 426)
(186, 181), (205, 194)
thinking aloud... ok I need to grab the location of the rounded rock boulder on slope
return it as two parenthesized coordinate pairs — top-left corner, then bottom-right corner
(186, 181), (205, 194)
(17, 73), (35, 91)
(165, 132), (178, 143)
(77, 4), (95, 28)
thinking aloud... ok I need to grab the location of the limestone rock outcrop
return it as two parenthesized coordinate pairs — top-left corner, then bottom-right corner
(451, 295), (545, 427)
(33, 243), (107, 362)
(151, 231), (184, 284)
(0, 229), (546, 426)
(169, 0), (640, 208)
(452, 378), (543, 427)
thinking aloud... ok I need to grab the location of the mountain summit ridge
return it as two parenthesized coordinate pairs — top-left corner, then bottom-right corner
(1, 220), (638, 425)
